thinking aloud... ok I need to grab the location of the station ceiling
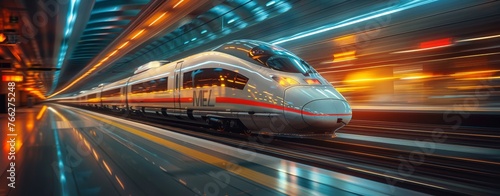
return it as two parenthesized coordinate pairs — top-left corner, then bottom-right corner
(3, 0), (480, 99)
(0, 0), (299, 98)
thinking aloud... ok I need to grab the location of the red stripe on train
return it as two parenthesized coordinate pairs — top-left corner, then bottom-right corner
(215, 97), (351, 116)
(99, 97), (351, 116)
(126, 97), (192, 103)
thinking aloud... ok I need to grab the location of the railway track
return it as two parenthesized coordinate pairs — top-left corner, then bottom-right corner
(340, 119), (500, 148)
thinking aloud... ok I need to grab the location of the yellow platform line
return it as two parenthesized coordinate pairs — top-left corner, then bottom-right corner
(78, 110), (319, 195)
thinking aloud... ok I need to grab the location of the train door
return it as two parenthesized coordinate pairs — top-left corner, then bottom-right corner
(124, 77), (132, 110)
(98, 89), (103, 108)
(174, 61), (183, 108)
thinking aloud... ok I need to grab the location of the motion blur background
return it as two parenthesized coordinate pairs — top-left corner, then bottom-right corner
(1, 1), (499, 195)
(0, 0), (498, 109)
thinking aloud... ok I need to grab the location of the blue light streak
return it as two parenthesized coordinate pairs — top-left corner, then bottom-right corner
(49, 0), (81, 94)
(271, 0), (437, 45)
(50, 112), (68, 196)
(266, 1), (276, 7)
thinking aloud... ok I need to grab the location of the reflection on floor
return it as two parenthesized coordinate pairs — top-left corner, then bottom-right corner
(0, 104), (421, 196)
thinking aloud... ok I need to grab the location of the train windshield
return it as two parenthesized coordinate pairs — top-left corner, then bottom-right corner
(213, 40), (315, 75)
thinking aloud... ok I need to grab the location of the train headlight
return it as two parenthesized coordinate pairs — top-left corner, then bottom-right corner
(272, 76), (300, 87)
(304, 78), (322, 85)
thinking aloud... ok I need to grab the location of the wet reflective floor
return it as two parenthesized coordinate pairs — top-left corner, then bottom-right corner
(0, 104), (423, 196)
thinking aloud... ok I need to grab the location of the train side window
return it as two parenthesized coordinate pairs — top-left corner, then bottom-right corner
(157, 77), (168, 91)
(149, 80), (157, 92)
(220, 69), (248, 90)
(88, 94), (96, 99)
(131, 83), (145, 94)
(131, 77), (168, 93)
(193, 69), (219, 88)
(189, 68), (248, 90)
(183, 71), (193, 89)
(102, 88), (120, 97)
(233, 72), (249, 90)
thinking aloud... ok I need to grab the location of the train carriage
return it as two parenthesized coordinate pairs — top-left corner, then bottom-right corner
(67, 40), (352, 137)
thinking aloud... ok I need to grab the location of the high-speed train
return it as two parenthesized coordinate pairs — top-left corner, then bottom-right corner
(60, 40), (352, 137)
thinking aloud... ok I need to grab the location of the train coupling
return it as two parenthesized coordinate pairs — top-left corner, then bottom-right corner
(332, 118), (347, 139)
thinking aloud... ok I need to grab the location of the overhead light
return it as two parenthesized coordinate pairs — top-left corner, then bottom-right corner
(0, 33), (6, 42)
(109, 50), (118, 57)
(149, 12), (167, 27)
(271, 0), (437, 45)
(266, 1), (276, 7)
(131, 29), (145, 40)
(118, 41), (129, 49)
(456, 34), (500, 43)
(333, 51), (356, 62)
(2, 75), (23, 82)
(334, 34), (356, 46)
(173, 0), (184, 8)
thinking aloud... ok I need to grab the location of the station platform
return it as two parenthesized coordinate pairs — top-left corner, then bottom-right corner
(0, 104), (422, 195)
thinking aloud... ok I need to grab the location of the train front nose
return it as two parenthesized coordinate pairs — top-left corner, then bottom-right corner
(301, 99), (352, 128)
(283, 86), (352, 133)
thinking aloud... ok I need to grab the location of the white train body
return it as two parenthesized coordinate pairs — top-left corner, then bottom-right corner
(64, 40), (352, 137)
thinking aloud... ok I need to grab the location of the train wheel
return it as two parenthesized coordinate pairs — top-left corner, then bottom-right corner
(121, 109), (130, 118)
(243, 129), (252, 136)
(216, 120), (227, 132)
(216, 124), (225, 132)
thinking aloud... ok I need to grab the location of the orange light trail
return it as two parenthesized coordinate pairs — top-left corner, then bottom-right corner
(118, 41), (129, 49)
(131, 29), (145, 40)
(2, 75), (23, 82)
(36, 105), (48, 120)
(47, 1), (188, 99)
(344, 77), (395, 83)
(173, 0), (184, 8)
(334, 34), (356, 45)
(450, 70), (500, 77)
(333, 51), (356, 62)
(149, 12), (167, 26)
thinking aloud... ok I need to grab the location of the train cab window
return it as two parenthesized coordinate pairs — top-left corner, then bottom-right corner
(183, 68), (248, 90)
(132, 77), (168, 93)
(265, 56), (312, 74)
(212, 40), (315, 75)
